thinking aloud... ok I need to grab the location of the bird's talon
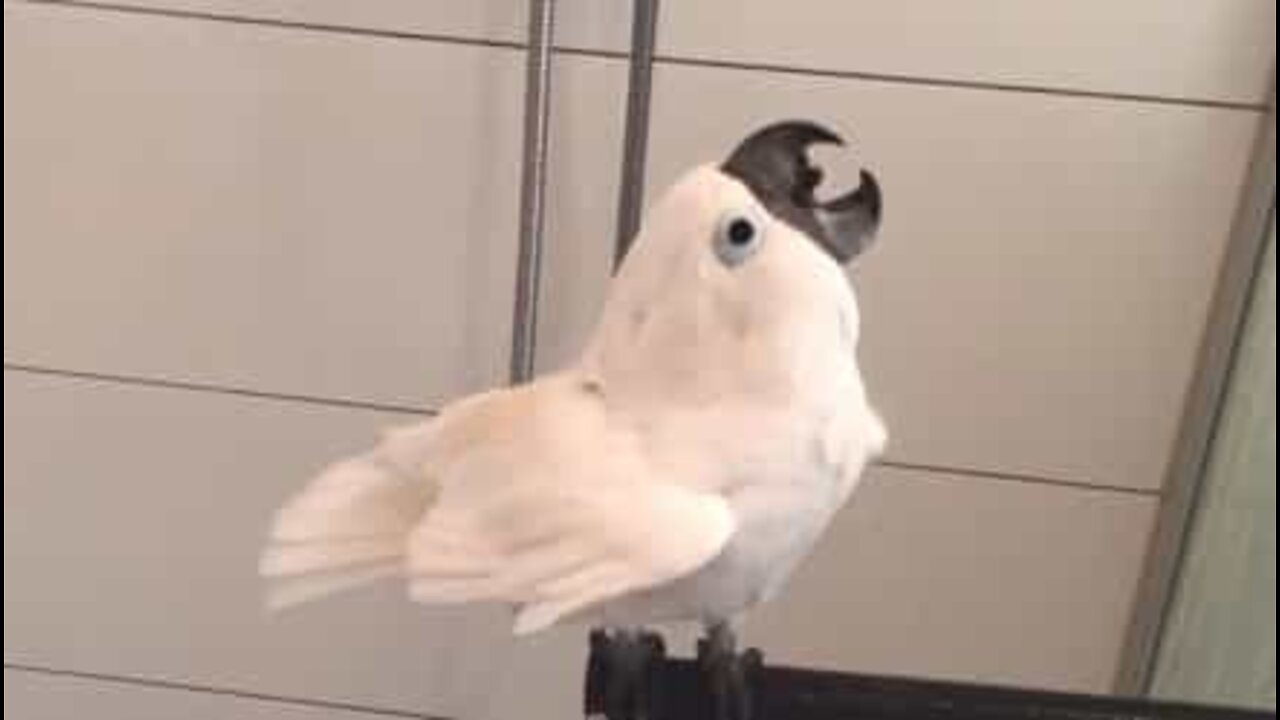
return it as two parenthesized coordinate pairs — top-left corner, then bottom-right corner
(696, 625), (759, 720)
(584, 629), (667, 720)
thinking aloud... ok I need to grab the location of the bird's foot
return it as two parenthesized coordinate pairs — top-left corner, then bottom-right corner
(585, 628), (667, 720)
(697, 624), (763, 720)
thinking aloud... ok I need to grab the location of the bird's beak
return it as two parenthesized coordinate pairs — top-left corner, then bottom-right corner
(721, 120), (883, 263)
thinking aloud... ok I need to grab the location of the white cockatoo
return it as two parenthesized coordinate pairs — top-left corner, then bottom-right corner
(261, 120), (886, 719)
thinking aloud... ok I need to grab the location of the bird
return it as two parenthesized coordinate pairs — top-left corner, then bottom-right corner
(260, 120), (886, 720)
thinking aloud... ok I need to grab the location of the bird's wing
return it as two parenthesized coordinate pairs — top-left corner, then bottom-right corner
(404, 377), (736, 634)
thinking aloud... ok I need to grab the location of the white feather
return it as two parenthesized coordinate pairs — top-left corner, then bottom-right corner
(401, 378), (738, 631)
(259, 421), (439, 607)
(259, 537), (405, 577)
(266, 562), (404, 611)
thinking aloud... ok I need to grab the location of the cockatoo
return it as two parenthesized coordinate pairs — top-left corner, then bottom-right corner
(260, 120), (886, 720)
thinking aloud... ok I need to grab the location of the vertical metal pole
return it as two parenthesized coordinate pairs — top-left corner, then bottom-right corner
(509, 0), (557, 384)
(613, 0), (660, 269)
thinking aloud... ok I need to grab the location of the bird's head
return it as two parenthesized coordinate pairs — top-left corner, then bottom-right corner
(719, 120), (882, 266)
(586, 120), (883, 406)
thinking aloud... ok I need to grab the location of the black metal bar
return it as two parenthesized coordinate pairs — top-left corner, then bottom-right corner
(593, 656), (1277, 720)
(509, 0), (557, 384)
(612, 0), (660, 268)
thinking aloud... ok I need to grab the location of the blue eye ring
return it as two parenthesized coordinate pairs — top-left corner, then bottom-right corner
(714, 209), (766, 267)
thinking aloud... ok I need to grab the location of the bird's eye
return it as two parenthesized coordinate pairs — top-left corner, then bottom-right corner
(714, 209), (766, 267)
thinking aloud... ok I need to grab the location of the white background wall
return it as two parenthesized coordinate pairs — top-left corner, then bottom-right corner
(4, 2), (1275, 718)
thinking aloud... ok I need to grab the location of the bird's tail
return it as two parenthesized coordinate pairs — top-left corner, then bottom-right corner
(259, 425), (439, 610)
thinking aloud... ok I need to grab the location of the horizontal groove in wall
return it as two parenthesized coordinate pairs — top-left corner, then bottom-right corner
(4, 362), (1161, 498)
(2, 362), (433, 417)
(3, 663), (451, 720)
(14, 0), (1271, 113)
(876, 460), (1161, 498)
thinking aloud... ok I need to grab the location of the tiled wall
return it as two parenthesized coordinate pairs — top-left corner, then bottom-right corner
(3, 2), (1274, 718)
